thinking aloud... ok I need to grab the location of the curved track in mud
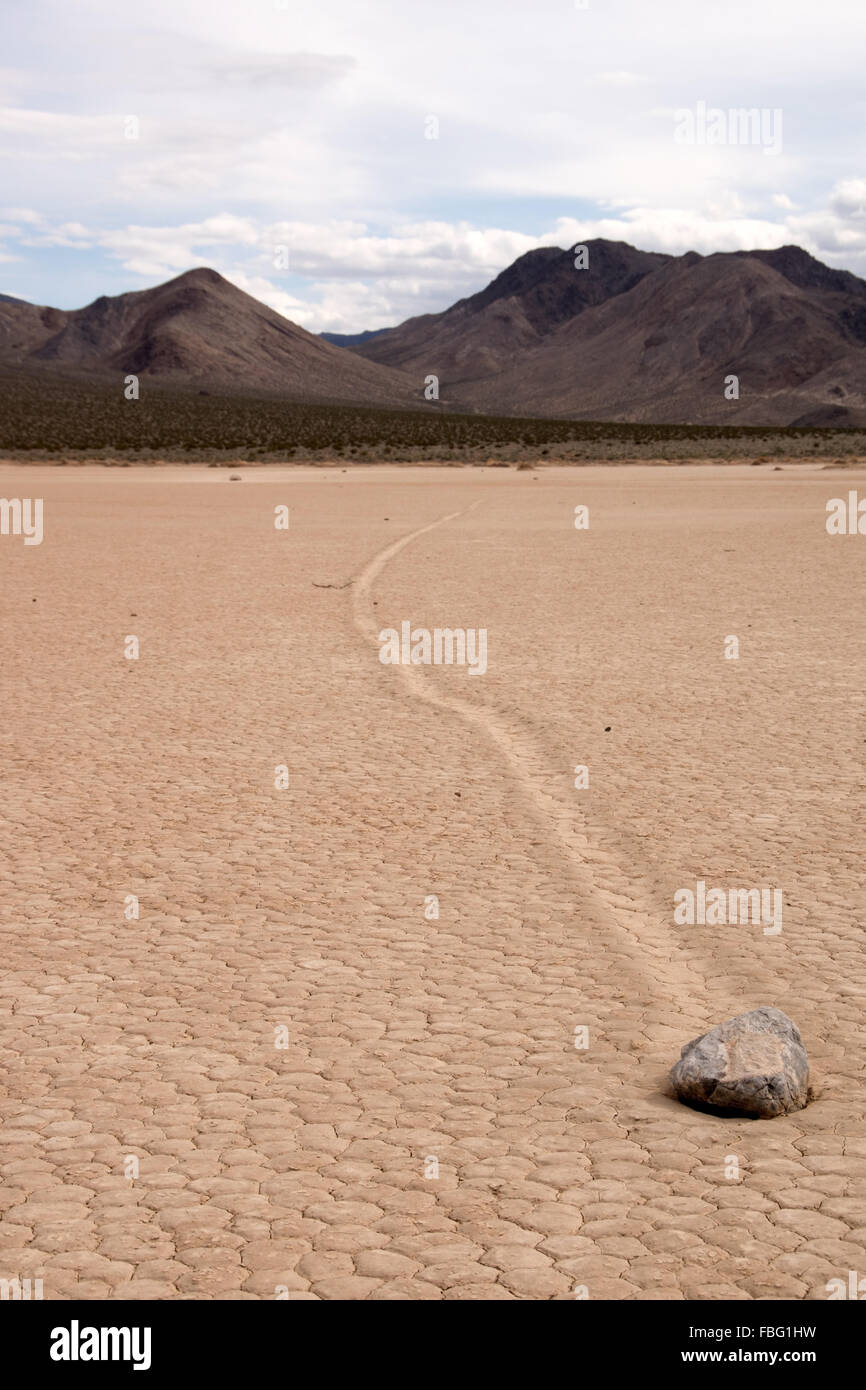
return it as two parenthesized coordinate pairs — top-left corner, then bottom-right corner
(351, 502), (714, 1020)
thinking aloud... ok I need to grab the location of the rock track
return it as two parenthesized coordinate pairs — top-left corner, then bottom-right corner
(1, 462), (864, 1300)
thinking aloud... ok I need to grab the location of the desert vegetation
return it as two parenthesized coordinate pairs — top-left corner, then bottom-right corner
(1, 368), (863, 463)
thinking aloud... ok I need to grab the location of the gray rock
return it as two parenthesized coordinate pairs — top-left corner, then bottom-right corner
(669, 1007), (810, 1118)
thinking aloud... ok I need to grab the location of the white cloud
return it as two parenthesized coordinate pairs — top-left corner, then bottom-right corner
(99, 215), (260, 275)
(831, 180), (866, 220)
(0, 207), (45, 224)
(591, 72), (648, 87)
(33, 186), (858, 331)
(1, 0), (863, 320)
(204, 52), (356, 86)
(0, 106), (127, 146)
(22, 221), (92, 248)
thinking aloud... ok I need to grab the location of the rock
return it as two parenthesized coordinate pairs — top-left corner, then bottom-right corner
(669, 1007), (810, 1118)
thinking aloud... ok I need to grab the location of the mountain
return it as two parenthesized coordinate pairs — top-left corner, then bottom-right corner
(3, 244), (865, 425)
(320, 328), (389, 347)
(350, 241), (866, 425)
(354, 240), (671, 386)
(0, 269), (417, 407)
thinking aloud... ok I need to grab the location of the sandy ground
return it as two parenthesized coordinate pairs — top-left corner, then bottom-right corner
(1, 460), (865, 1301)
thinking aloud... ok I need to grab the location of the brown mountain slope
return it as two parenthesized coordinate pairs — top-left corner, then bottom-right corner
(0, 269), (418, 407)
(355, 240), (671, 385)
(447, 250), (866, 425)
(3, 245), (864, 426)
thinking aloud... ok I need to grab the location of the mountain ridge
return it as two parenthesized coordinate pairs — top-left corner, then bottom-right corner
(350, 241), (866, 425)
(2, 243), (865, 425)
(0, 268), (419, 408)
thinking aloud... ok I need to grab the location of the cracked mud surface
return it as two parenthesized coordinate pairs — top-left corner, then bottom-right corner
(1, 461), (865, 1300)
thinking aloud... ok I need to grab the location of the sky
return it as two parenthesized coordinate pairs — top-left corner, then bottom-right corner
(1, 0), (864, 332)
